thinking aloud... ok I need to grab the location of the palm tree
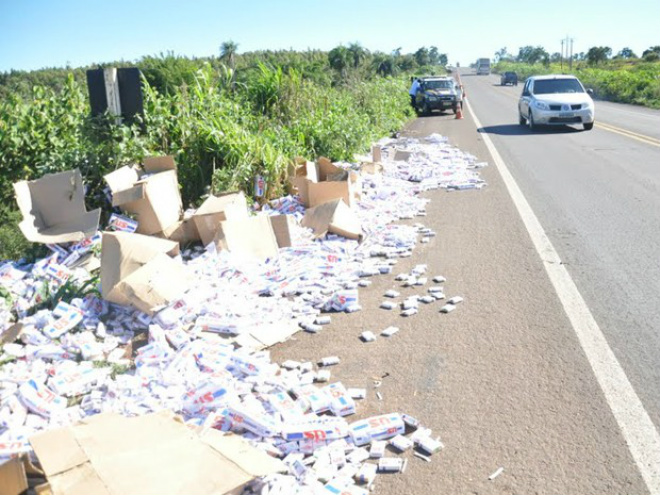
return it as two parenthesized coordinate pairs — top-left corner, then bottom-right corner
(220, 40), (239, 69)
(347, 42), (368, 68)
(328, 46), (351, 78)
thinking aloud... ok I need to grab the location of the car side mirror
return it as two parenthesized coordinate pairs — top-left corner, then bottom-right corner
(587, 88), (594, 96)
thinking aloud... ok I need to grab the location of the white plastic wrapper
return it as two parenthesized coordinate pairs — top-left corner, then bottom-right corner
(18, 379), (67, 418)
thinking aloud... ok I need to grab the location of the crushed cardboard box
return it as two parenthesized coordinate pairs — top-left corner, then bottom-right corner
(301, 198), (362, 240)
(104, 156), (182, 236)
(101, 232), (189, 315)
(13, 169), (100, 244)
(192, 192), (249, 247)
(28, 410), (285, 495)
(291, 157), (361, 208)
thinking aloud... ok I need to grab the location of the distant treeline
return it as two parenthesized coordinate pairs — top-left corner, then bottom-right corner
(0, 43), (449, 99)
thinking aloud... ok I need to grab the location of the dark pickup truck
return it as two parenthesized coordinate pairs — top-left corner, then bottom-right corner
(500, 71), (518, 86)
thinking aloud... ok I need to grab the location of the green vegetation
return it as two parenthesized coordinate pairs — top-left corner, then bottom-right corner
(492, 44), (660, 108)
(0, 44), (448, 261)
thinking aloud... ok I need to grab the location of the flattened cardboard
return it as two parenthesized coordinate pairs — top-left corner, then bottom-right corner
(101, 232), (187, 314)
(193, 192), (249, 247)
(269, 214), (296, 248)
(103, 156), (182, 236)
(29, 411), (285, 495)
(0, 457), (28, 495)
(14, 169), (100, 244)
(301, 199), (362, 240)
(214, 216), (279, 262)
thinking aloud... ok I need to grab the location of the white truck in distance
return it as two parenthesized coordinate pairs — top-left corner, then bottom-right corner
(476, 58), (491, 75)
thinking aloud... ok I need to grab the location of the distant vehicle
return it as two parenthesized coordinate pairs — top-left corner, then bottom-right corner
(476, 58), (491, 75)
(500, 71), (518, 86)
(414, 76), (463, 116)
(518, 75), (595, 131)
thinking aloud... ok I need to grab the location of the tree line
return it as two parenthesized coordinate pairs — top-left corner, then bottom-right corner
(493, 45), (660, 66)
(0, 42), (448, 101)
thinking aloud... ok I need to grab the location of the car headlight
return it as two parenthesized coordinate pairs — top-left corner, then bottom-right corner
(582, 100), (593, 109)
(533, 101), (549, 110)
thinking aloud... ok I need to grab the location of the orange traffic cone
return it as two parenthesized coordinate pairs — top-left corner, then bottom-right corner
(455, 103), (463, 120)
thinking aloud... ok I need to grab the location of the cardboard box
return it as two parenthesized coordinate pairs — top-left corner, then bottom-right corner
(104, 156), (182, 236)
(0, 457), (28, 495)
(28, 411), (285, 495)
(0, 454), (45, 495)
(291, 157), (361, 208)
(214, 215), (279, 262)
(101, 232), (189, 314)
(13, 169), (100, 244)
(192, 192), (249, 247)
(301, 199), (362, 240)
(157, 216), (200, 245)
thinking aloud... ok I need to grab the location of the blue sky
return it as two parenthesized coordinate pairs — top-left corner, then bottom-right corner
(1, 0), (658, 72)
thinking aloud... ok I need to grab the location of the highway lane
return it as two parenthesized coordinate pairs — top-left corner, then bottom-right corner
(461, 70), (660, 439)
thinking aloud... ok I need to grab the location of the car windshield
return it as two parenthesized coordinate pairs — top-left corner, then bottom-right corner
(533, 78), (584, 94)
(424, 80), (453, 90)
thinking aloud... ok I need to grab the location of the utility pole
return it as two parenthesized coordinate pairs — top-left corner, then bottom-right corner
(569, 38), (574, 70)
(561, 39), (565, 71)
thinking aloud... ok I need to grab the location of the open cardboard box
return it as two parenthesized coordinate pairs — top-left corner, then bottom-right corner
(14, 169), (100, 244)
(291, 157), (361, 208)
(26, 411), (285, 495)
(104, 156), (182, 236)
(101, 232), (189, 315)
(0, 454), (45, 495)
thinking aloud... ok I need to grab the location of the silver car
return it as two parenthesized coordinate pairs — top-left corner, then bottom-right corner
(518, 75), (595, 131)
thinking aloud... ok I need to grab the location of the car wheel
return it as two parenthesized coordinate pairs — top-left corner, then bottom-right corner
(528, 111), (537, 131)
(452, 104), (458, 114)
(583, 122), (594, 131)
(519, 112), (526, 125)
(423, 103), (430, 116)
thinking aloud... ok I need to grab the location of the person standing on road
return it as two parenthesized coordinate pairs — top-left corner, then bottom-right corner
(409, 78), (420, 109)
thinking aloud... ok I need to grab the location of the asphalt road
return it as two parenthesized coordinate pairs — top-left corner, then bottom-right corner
(271, 73), (659, 494)
(462, 70), (660, 436)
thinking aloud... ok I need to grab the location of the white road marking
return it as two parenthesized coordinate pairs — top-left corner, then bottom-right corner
(465, 98), (660, 494)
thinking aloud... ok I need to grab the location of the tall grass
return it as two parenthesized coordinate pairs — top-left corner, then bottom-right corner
(0, 62), (412, 260)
